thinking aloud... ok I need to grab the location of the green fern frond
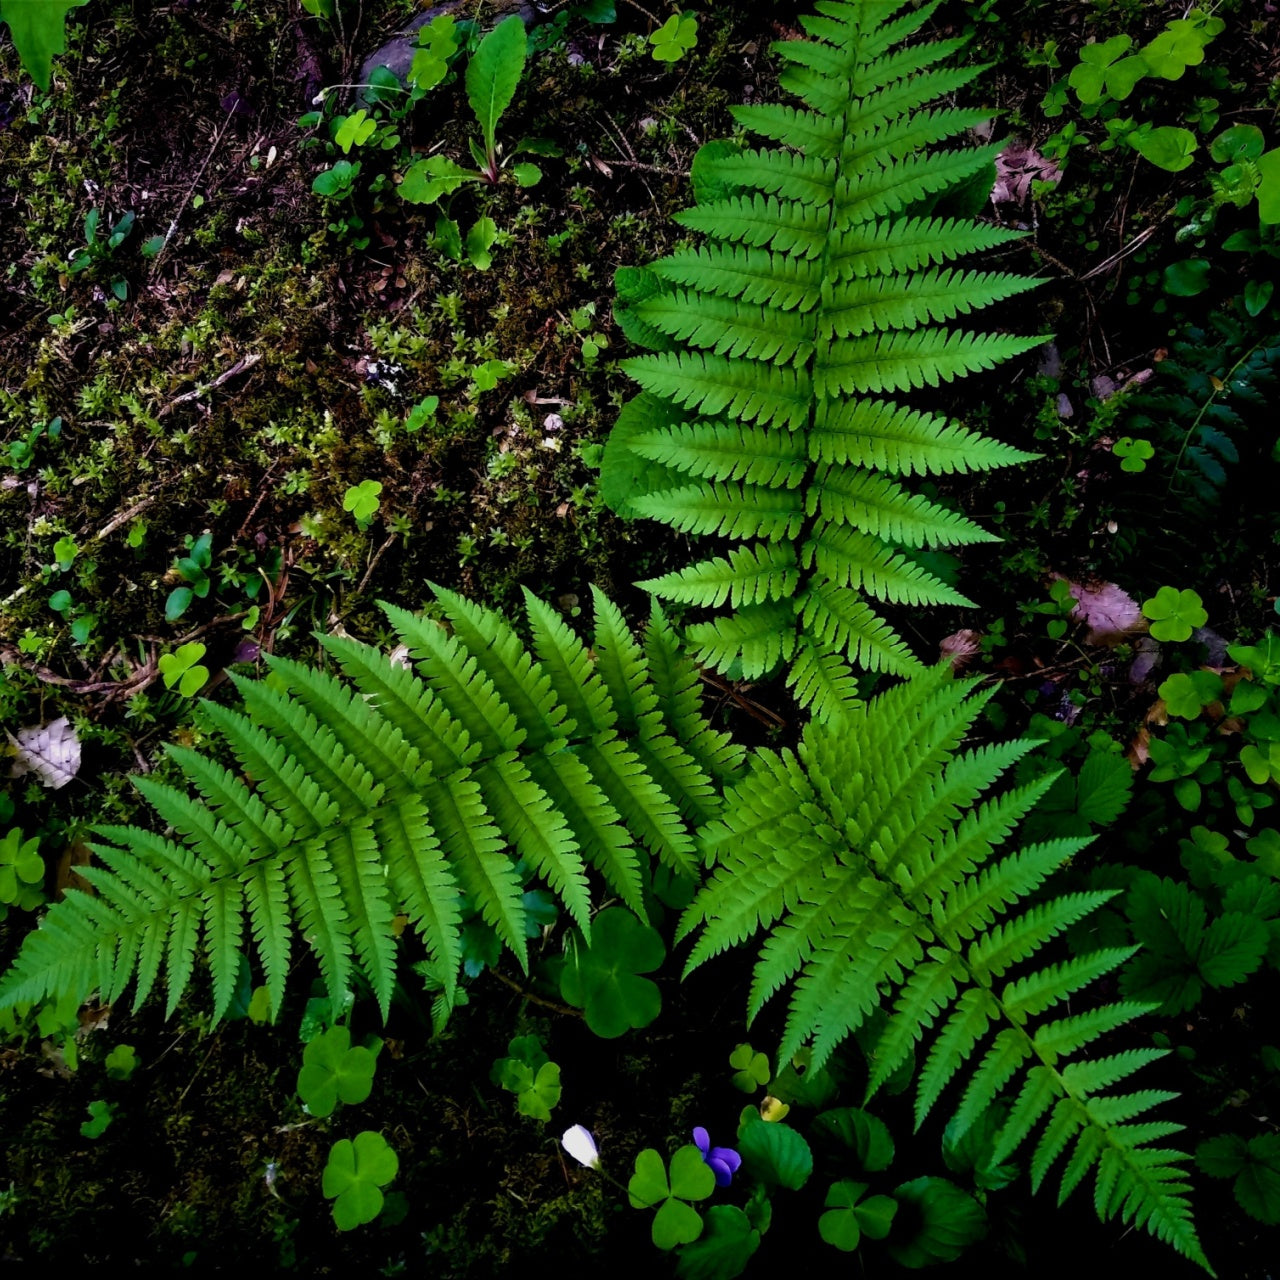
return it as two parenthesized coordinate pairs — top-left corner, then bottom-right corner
(0, 590), (722, 1027)
(680, 667), (1210, 1270)
(601, 2), (1044, 706)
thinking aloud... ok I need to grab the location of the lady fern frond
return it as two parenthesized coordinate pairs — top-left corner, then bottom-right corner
(678, 665), (1210, 1271)
(0, 590), (732, 1027)
(602, 0), (1043, 720)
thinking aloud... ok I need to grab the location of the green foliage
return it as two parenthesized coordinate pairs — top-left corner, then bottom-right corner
(628, 1145), (716, 1249)
(679, 665), (1208, 1268)
(0, 828), (44, 921)
(601, 0), (1041, 719)
(80, 1099), (115, 1139)
(157, 642), (209, 698)
(735, 1111), (812, 1191)
(0, 587), (734, 1029)
(297, 1025), (380, 1118)
(104, 1043), (139, 1081)
(491, 1034), (561, 1121)
(1196, 1133), (1280, 1225)
(322, 1131), (398, 1230)
(1142, 586), (1207, 642)
(342, 480), (383, 529)
(673, 1205), (760, 1279)
(0, 0), (92, 90)
(649, 13), (697, 63)
(165, 532), (213, 622)
(818, 1179), (897, 1251)
(400, 14), (539, 201)
(885, 1176), (985, 1268)
(1121, 874), (1271, 1013)
(559, 906), (665, 1038)
(728, 1042), (770, 1093)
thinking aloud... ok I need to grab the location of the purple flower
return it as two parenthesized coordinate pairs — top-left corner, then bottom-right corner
(692, 1126), (741, 1188)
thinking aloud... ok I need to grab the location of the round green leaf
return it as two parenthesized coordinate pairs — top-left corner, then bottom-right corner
(1197, 1133), (1248, 1179)
(1162, 258), (1211, 298)
(812, 1107), (894, 1173)
(1211, 124), (1265, 164)
(323, 1131), (398, 1230)
(736, 1115), (813, 1189)
(1132, 126), (1197, 172)
(885, 1176), (986, 1267)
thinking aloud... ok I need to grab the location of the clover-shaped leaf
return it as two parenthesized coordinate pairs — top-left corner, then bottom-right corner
(1159, 671), (1223, 719)
(560, 907), (664, 1038)
(1140, 19), (1214, 80)
(105, 1044), (139, 1081)
(0, 828), (44, 911)
(649, 13), (697, 63)
(491, 1035), (561, 1122)
(1069, 35), (1143, 103)
(728, 1042), (770, 1092)
(322, 1130), (399, 1230)
(158, 642), (209, 698)
(1113, 436), (1154, 472)
(297, 1025), (380, 1118)
(312, 159), (361, 198)
(1142, 586), (1207, 642)
(628, 1145), (715, 1249)
(342, 480), (383, 528)
(80, 1099), (116, 1139)
(819, 1180), (898, 1251)
(334, 109), (377, 154)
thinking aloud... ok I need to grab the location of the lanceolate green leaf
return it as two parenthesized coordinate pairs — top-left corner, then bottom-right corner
(1, 0), (91, 90)
(465, 14), (527, 167)
(602, 0), (1043, 720)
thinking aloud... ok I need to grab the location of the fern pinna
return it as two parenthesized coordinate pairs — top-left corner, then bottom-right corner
(0, 587), (740, 1026)
(678, 665), (1210, 1270)
(600, 0), (1042, 718)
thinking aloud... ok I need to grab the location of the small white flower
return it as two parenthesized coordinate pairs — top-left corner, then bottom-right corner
(561, 1124), (600, 1169)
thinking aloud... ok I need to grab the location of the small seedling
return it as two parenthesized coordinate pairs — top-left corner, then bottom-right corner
(80, 1099), (116, 1139)
(491, 1034), (562, 1122)
(166, 532), (213, 621)
(105, 1044), (139, 1081)
(342, 480), (383, 529)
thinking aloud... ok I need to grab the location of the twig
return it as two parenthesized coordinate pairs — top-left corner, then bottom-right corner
(151, 108), (237, 268)
(488, 968), (583, 1017)
(1079, 224), (1160, 282)
(157, 353), (262, 418)
(354, 532), (398, 596)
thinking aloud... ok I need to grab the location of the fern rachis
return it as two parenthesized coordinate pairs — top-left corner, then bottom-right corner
(601, 0), (1044, 719)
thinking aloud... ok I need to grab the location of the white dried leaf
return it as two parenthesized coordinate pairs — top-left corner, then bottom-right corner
(992, 140), (1063, 205)
(1064, 579), (1143, 646)
(8, 716), (82, 789)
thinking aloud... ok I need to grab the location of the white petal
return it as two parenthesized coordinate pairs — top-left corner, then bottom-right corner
(561, 1124), (600, 1169)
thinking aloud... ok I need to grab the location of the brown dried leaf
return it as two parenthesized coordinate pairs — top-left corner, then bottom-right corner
(992, 140), (1063, 206)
